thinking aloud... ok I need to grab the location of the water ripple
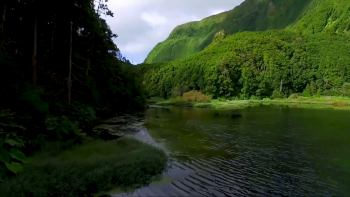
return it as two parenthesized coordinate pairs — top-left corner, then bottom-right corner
(115, 107), (350, 196)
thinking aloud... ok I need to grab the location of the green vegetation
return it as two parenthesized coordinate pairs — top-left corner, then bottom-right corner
(145, 0), (350, 63)
(142, 0), (350, 108)
(170, 91), (211, 103)
(141, 29), (350, 100)
(0, 138), (168, 197)
(291, 0), (350, 35)
(142, 0), (350, 101)
(157, 95), (350, 110)
(0, 0), (155, 193)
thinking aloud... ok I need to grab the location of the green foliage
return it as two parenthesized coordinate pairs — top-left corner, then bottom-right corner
(0, 0), (147, 181)
(0, 110), (26, 180)
(272, 90), (285, 99)
(250, 95), (261, 100)
(0, 0), (146, 113)
(291, 0), (350, 35)
(143, 0), (350, 99)
(145, 0), (350, 68)
(171, 86), (190, 98)
(145, 0), (314, 63)
(182, 91), (211, 103)
(0, 138), (168, 197)
(289, 93), (300, 99)
(45, 116), (86, 141)
(341, 83), (350, 96)
(302, 84), (313, 97)
(213, 30), (228, 43)
(141, 29), (350, 99)
(50, 101), (98, 130)
(316, 89), (322, 97)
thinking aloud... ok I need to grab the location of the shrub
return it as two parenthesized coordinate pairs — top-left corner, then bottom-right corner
(271, 90), (285, 99)
(323, 89), (342, 96)
(316, 89), (322, 97)
(289, 93), (300, 99)
(50, 101), (98, 131)
(332, 102), (349, 107)
(182, 91), (211, 103)
(239, 94), (248, 100)
(171, 86), (189, 98)
(45, 116), (86, 141)
(302, 84), (312, 97)
(0, 110), (26, 180)
(341, 83), (350, 96)
(250, 95), (261, 100)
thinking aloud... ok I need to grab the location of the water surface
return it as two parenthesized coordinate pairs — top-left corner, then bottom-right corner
(118, 106), (350, 197)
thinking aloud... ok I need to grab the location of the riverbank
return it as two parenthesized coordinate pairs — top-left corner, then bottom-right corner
(0, 137), (168, 197)
(155, 96), (350, 110)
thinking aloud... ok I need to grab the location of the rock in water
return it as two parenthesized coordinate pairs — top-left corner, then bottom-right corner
(93, 113), (145, 140)
(231, 114), (242, 119)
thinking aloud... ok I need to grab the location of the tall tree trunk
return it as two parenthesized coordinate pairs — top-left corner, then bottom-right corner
(86, 32), (94, 76)
(51, 23), (55, 51)
(280, 79), (283, 92)
(33, 15), (37, 86)
(68, 21), (72, 105)
(1, 2), (6, 27)
(86, 59), (90, 76)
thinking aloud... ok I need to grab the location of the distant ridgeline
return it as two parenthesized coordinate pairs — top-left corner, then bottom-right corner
(140, 0), (350, 99)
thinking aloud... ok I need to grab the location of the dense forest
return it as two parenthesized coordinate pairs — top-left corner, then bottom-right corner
(144, 0), (350, 64)
(140, 0), (350, 99)
(0, 0), (145, 178)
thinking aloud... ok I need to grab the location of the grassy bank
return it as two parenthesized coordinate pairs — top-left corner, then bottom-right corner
(155, 96), (350, 110)
(0, 138), (168, 197)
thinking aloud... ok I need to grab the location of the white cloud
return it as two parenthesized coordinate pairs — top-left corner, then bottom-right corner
(103, 0), (244, 64)
(141, 12), (168, 27)
(123, 42), (149, 53)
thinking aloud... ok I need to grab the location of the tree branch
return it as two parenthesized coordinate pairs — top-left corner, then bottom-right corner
(72, 62), (85, 70)
(72, 72), (85, 85)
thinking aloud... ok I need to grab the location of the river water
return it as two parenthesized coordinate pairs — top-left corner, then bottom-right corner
(115, 106), (350, 197)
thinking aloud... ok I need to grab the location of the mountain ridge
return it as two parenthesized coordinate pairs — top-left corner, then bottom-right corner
(140, 0), (350, 99)
(144, 0), (314, 64)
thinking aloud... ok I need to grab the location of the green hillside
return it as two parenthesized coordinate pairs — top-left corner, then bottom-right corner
(291, 0), (350, 34)
(140, 0), (350, 99)
(144, 0), (314, 63)
(140, 30), (350, 99)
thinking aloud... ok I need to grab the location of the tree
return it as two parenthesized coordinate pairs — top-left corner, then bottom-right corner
(68, 21), (72, 105)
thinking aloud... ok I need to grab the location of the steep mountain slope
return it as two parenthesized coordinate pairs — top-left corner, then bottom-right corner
(140, 0), (350, 99)
(144, 0), (313, 63)
(291, 0), (350, 34)
(141, 30), (350, 98)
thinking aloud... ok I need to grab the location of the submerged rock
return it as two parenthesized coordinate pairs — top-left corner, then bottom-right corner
(93, 113), (146, 140)
(231, 114), (242, 119)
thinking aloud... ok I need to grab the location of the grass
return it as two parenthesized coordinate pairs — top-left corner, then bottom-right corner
(157, 96), (350, 110)
(0, 138), (168, 197)
(147, 97), (166, 104)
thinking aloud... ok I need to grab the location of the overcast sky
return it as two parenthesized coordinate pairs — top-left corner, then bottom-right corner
(103, 0), (244, 64)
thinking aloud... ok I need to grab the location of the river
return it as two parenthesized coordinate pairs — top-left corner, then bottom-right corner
(114, 105), (350, 197)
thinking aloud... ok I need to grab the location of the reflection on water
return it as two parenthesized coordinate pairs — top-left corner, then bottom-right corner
(116, 106), (350, 197)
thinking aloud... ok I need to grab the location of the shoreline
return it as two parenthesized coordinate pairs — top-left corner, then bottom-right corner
(155, 97), (350, 110)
